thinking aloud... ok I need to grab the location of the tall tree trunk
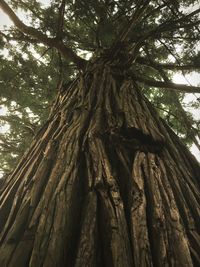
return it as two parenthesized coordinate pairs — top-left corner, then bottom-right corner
(0, 61), (200, 267)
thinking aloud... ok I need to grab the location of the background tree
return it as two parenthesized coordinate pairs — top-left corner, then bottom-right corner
(0, 0), (200, 266)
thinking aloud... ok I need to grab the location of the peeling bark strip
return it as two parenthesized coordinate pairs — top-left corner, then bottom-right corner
(0, 62), (200, 267)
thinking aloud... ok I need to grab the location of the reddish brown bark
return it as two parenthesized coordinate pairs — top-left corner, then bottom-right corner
(0, 61), (200, 267)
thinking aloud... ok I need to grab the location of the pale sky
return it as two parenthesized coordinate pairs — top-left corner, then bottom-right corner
(0, 9), (13, 26)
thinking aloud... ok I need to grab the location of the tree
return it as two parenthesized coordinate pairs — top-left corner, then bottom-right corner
(0, 0), (200, 266)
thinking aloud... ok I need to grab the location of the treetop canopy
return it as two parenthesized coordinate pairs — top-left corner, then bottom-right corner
(0, 0), (200, 174)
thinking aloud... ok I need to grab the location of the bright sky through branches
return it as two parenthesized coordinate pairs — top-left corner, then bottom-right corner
(0, 1), (200, 162)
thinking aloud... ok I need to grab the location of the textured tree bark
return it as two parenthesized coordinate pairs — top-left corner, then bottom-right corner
(0, 60), (200, 267)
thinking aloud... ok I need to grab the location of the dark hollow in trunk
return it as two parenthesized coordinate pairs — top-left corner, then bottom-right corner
(0, 61), (200, 267)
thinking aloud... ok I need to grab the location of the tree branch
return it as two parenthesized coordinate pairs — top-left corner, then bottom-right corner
(0, 29), (40, 44)
(134, 76), (200, 93)
(56, 0), (66, 40)
(120, 0), (151, 42)
(132, 7), (200, 48)
(136, 57), (200, 70)
(0, 0), (87, 69)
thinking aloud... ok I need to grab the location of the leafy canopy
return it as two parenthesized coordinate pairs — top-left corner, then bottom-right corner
(0, 0), (200, 175)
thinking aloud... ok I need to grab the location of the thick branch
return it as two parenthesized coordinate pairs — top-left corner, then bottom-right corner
(0, 0), (87, 69)
(153, 63), (200, 71)
(135, 76), (200, 93)
(0, 29), (40, 44)
(136, 57), (200, 70)
(57, 0), (66, 39)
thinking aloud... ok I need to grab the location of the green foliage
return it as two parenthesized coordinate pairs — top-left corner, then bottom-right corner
(0, 35), (73, 175)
